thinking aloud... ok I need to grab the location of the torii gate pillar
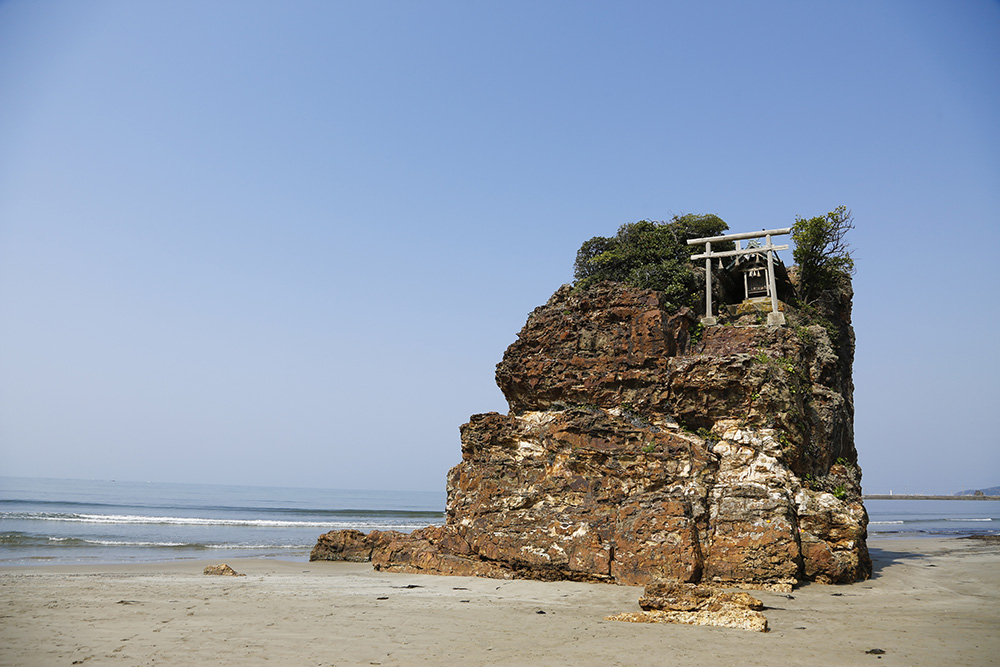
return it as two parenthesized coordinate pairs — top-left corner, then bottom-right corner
(763, 233), (784, 326)
(702, 241), (717, 326)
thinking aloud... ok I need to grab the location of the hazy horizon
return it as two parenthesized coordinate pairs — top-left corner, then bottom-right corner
(3, 474), (998, 499)
(2, 2), (998, 494)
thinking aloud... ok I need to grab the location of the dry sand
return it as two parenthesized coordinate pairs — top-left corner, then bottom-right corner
(1, 537), (997, 666)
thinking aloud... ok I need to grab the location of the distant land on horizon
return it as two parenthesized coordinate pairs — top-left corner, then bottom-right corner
(956, 485), (1000, 496)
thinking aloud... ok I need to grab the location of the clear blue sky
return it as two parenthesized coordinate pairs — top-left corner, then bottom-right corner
(1, 1), (997, 493)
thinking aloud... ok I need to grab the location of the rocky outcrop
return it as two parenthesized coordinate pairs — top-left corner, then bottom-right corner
(313, 280), (870, 588)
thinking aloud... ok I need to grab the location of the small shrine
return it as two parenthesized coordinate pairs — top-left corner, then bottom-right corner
(687, 228), (791, 326)
(736, 240), (771, 300)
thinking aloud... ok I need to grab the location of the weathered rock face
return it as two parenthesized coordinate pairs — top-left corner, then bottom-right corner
(313, 280), (870, 587)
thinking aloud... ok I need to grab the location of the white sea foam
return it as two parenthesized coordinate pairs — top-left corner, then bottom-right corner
(870, 520), (904, 524)
(49, 537), (312, 548)
(204, 544), (312, 549)
(74, 514), (335, 527)
(15, 512), (432, 529)
(5, 511), (436, 533)
(82, 539), (189, 547)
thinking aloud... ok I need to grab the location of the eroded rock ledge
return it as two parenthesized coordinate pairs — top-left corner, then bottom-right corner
(312, 281), (871, 588)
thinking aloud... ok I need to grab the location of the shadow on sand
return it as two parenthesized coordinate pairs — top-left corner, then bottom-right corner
(866, 544), (930, 579)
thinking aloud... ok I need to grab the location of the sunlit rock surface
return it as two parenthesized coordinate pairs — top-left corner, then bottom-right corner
(606, 580), (768, 632)
(313, 281), (870, 587)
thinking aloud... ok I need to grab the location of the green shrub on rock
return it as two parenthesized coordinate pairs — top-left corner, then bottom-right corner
(791, 205), (856, 303)
(573, 214), (730, 311)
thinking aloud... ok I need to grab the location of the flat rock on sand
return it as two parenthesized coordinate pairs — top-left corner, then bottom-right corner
(0, 537), (997, 666)
(203, 563), (245, 576)
(606, 581), (769, 632)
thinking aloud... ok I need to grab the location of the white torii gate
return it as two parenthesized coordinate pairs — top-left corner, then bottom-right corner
(687, 227), (791, 326)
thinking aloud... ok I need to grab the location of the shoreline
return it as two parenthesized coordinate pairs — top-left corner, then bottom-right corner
(864, 494), (1000, 500)
(2, 536), (997, 666)
(1, 528), (994, 571)
(2, 530), (993, 570)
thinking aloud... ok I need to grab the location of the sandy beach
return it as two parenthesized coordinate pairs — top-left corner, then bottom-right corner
(2, 536), (997, 667)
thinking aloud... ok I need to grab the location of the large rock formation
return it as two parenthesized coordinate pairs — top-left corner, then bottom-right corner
(313, 280), (870, 588)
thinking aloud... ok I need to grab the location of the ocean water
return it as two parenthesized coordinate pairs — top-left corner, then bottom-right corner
(865, 498), (999, 538)
(0, 477), (444, 566)
(1, 477), (996, 566)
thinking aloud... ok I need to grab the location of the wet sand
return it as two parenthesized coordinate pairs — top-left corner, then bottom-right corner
(1, 536), (997, 666)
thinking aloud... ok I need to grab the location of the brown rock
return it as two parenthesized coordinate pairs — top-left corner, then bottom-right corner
(310, 529), (374, 562)
(310, 529), (404, 562)
(203, 564), (244, 576)
(608, 580), (768, 632)
(371, 527), (514, 579)
(495, 284), (694, 415)
(312, 280), (870, 588)
(639, 580), (763, 612)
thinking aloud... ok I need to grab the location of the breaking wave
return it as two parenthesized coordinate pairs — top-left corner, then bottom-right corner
(1, 532), (313, 550)
(1, 511), (440, 528)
